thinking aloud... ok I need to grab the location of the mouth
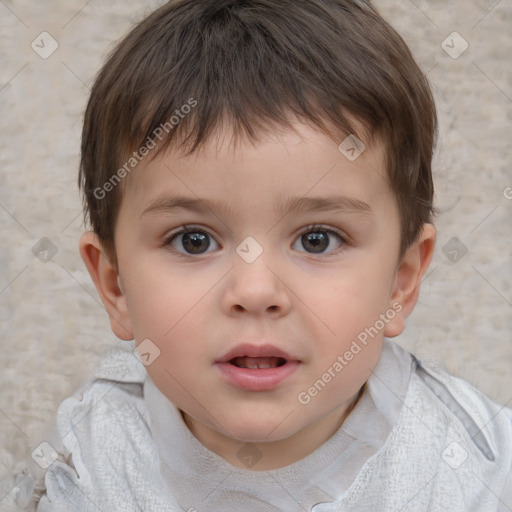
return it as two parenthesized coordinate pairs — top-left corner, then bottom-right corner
(229, 356), (287, 369)
(217, 343), (298, 365)
(215, 343), (300, 391)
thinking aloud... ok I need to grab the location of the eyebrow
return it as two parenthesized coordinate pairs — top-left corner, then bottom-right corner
(141, 195), (373, 218)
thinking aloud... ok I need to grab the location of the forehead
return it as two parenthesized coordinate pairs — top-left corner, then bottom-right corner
(121, 121), (392, 219)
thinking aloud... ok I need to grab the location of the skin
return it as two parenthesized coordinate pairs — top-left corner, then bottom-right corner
(80, 120), (436, 471)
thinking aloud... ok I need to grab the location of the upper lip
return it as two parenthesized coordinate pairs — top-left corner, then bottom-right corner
(216, 343), (299, 363)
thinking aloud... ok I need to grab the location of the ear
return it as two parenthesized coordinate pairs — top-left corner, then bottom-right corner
(384, 223), (436, 338)
(79, 231), (134, 341)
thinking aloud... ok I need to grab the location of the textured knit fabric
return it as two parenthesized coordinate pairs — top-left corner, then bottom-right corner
(2, 339), (512, 511)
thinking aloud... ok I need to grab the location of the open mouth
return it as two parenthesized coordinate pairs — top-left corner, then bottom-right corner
(217, 349), (299, 390)
(229, 356), (287, 369)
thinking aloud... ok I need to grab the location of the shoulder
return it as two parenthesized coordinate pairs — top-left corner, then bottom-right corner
(54, 341), (149, 433)
(53, 339), (150, 450)
(382, 341), (512, 448)
(2, 341), (167, 511)
(407, 353), (512, 508)
(410, 354), (512, 448)
(359, 341), (512, 510)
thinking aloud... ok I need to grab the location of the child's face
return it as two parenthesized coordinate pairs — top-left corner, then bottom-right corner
(83, 121), (433, 468)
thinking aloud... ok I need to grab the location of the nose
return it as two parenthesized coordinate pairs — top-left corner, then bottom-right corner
(222, 252), (292, 318)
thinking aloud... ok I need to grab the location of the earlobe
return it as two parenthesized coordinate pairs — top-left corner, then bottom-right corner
(79, 232), (134, 341)
(383, 223), (436, 338)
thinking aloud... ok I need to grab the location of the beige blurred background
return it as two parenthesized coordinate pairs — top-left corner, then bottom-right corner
(0, 0), (511, 488)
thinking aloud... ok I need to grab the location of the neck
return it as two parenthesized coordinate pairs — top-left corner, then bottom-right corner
(181, 384), (365, 471)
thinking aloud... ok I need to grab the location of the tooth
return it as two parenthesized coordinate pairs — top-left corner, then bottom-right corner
(235, 357), (281, 369)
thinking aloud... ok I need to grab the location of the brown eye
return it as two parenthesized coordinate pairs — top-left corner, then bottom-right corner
(293, 225), (345, 255)
(165, 226), (219, 255)
(301, 231), (329, 253)
(180, 232), (210, 254)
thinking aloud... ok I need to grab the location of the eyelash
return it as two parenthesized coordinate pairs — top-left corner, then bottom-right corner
(297, 224), (348, 253)
(162, 224), (348, 256)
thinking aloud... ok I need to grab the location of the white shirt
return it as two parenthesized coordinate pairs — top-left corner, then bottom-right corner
(2, 339), (512, 511)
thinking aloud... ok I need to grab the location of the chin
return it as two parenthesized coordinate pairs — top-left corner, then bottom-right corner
(220, 409), (302, 443)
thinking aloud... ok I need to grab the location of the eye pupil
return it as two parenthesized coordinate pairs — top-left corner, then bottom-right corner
(183, 232), (209, 254)
(302, 232), (328, 253)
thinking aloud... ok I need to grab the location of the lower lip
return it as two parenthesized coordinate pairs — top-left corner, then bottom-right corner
(215, 361), (300, 391)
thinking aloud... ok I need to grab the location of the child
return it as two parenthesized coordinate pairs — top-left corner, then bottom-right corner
(3, 0), (512, 510)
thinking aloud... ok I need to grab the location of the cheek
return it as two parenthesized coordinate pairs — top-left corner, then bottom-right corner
(307, 264), (394, 336)
(121, 259), (214, 340)
(123, 265), (217, 391)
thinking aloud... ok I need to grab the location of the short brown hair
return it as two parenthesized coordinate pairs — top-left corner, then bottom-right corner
(79, 0), (437, 266)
